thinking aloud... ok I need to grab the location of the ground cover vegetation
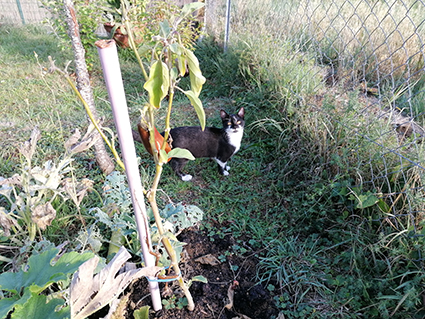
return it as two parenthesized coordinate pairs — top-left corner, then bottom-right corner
(1, 0), (425, 318)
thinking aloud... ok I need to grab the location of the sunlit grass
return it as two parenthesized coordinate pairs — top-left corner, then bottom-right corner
(0, 24), (112, 167)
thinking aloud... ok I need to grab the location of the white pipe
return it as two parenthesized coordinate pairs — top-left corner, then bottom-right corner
(95, 39), (162, 311)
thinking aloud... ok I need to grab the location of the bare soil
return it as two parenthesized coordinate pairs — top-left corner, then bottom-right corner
(125, 227), (279, 319)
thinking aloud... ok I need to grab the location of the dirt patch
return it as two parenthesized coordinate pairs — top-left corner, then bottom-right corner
(125, 227), (279, 319)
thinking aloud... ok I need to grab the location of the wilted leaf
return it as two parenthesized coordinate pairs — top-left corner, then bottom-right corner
(19, 127), (41, 161)
(224, 282), (235, 310)
(143, 61), (170, 108)
(63, 177), (94, 207)
(64, 129), (81, 150)
(70, 247), (162, 319)
(0, 175), (22, 188)
(106, 293), (129, 319)
(0, 207), (18, 236)
(31, 202), (56, 230)
(194, 254), (221, 266)
(66, 123), (100, 154)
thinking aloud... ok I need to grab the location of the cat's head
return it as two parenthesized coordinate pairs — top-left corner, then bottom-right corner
(220, 107), (245, 133)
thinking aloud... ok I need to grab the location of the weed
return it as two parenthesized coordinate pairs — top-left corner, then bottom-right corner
(161, 295), (188, 310)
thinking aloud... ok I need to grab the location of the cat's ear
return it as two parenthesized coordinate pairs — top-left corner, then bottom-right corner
(220, 110), (229, 119)
(237, 107), (245, 119)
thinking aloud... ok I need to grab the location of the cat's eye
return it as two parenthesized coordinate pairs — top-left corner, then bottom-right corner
(228, 122), (232, 126)
(236, 121), (241, 124)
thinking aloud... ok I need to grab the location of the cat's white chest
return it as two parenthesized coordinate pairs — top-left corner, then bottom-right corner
(226, 128), (244, 154)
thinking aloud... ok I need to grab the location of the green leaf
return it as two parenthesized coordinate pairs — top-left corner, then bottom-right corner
(177, 55), (187, 77)
(184, 48), (205, 97)
(180, 2), (205, 19)
(0, 248), (94, 295)
(0, 294), (23, 319)
(159, 149), (169, 164)
(377, 198), (390, 213)
(191, 275), (208, 283)
(167, 147), (195, 161)
(355, 192), (379, 209)
(181, 90), (205, 130)
(133, 306), (150, 319)
(159, 20), (171, 38)
(170, 67), (179, 83)
(160, 203), (204, 230)
(143, 61), (170, 108)
(169, 43), (182, 55)
(12, 293), (68, 319)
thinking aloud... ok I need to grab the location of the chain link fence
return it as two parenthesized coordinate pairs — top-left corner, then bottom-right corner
(207, 0), (425, 244)
(0, 0), (49, 24)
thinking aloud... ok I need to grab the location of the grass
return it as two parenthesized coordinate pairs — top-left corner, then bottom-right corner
(1, 7), (425, 317)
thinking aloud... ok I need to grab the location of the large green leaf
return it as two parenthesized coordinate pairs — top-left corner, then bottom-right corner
(161, 203), (204, 231)
(182, 90), (206, 130)
(143, 61), (170, 108)
(0, 293), (24, 319)
(184, 49), (205, 97)
(12, 292), (68, 319)
(0, 248), (94, 295)
(167, 147), (195, 161)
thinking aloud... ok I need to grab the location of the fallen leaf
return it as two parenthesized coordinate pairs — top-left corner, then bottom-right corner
(194, 254), (221, 266)
(224, 280), (239, 310)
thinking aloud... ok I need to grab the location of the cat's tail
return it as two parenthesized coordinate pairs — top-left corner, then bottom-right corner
(137, 121), (172, 160)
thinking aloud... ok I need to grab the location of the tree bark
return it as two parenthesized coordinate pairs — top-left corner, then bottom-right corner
(63, 0), (115, 175)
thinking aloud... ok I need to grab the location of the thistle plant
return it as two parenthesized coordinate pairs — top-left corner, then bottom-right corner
(0, 126), (97, 248)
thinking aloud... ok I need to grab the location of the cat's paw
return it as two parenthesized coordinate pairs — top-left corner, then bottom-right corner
(223, 171), (230, 176)
(181, 174), (193, 181)
(225, 165), (230, 171)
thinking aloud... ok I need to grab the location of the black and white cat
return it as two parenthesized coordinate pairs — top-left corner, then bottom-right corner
(169, 107), (245, 181)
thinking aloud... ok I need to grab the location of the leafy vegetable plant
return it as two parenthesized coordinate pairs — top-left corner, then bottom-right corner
(0, 247), (94, 319)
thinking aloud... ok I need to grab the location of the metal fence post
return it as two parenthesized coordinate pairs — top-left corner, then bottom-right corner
(15, 0), (26, 24)
(224, 0), (231, 52)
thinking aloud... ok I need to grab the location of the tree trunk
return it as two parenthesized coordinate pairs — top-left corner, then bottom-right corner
(63, 0), (115, 175)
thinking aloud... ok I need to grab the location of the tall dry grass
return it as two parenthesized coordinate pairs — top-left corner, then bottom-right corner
(208, 0), (424, 90)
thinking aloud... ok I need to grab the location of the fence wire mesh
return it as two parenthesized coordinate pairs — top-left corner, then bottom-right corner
(0, 0), (49, 24)
(207, 0), (425, 247)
